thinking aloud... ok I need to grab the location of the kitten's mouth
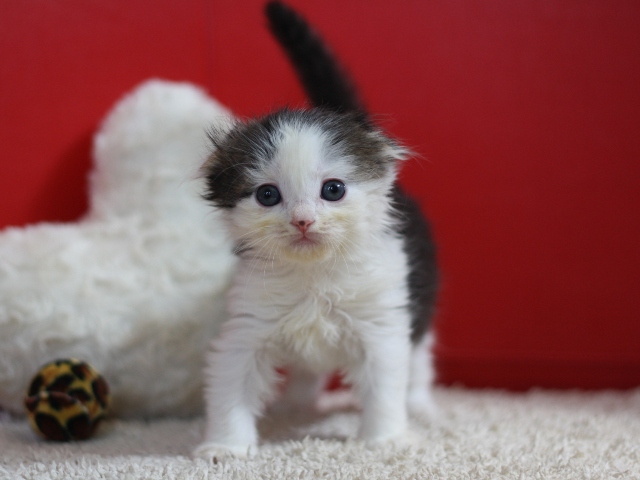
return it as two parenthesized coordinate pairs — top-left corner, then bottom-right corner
(291, 233), (319, 247)
(283, 233), (330, 262)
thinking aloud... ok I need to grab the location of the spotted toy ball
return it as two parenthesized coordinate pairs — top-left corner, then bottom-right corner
(24, 359), (110, 441)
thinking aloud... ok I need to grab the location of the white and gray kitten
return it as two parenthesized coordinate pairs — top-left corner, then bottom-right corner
(195, 1), (438, 458)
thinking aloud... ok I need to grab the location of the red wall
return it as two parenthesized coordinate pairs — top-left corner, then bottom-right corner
(1, 1), (639, 389)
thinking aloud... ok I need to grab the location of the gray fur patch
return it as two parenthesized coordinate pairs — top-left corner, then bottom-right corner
(202, 108), (402, 209)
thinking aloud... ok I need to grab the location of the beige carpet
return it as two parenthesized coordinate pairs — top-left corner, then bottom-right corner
(1, 387), (639, 479)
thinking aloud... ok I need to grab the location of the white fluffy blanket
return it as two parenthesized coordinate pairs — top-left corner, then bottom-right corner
(0, 80), (236, 418)
(1, 387), (638, 479)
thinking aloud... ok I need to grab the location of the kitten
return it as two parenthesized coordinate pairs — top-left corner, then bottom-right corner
(194, 1), (438, 458)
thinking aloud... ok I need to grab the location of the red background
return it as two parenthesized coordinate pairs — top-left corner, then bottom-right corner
(1, 0), (639, 390)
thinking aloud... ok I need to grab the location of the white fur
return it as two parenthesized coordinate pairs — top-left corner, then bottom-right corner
(0, 80), (236, 417)
(196, 124), (435, 458)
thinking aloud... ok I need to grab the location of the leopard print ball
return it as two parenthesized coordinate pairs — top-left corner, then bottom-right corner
(24, 359), (110, 441)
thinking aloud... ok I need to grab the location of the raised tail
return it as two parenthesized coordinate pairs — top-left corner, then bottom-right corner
(265, 1), (369, 123)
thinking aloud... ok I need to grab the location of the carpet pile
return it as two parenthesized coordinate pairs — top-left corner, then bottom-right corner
(1, 387), (638, 479)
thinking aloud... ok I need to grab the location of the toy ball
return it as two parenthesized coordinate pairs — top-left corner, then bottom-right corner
(24, 359), (110, 441)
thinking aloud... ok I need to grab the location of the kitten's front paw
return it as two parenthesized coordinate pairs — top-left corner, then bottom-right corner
(407, 391), (440, 422)
(193, 441), (256, 461)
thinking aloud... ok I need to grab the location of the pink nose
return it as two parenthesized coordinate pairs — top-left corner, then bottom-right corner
(291, 219), (314, 234)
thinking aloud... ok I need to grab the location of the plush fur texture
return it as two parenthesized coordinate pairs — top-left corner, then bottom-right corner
(0, 80), (236, 418)
(195, 2), (438, 459)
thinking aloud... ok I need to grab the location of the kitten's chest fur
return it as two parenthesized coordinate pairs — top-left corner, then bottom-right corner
(273, 283), (357, 370)
(230, 238), (410, 372)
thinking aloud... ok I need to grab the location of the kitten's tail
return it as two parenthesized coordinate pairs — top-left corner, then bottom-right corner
(265, 1), (370, 125)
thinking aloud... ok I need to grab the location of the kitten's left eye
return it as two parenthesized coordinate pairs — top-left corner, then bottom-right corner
(321, 180), (346, 201)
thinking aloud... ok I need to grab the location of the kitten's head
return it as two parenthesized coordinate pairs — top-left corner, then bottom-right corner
(203, 109), (407, 263)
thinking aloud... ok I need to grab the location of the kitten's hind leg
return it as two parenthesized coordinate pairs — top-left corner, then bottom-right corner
(407, 332), (438, 420)
(316, 387), (361, 413)
(271, 368), (325, 413)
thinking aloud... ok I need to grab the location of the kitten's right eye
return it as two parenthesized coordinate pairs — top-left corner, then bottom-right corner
(256, 184), (281, 207)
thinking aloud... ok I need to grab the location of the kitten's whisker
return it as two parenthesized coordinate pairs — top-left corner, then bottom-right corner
(328, 238), (339, 276)
(334, 236), (360, 272)
(337, 245), (352, 276)
(235, 226), (269, 241)
(233, 227), (286, 254)
(261, 240), (280, 303)
(242, 236), (276, 310)
(234, 232), (275, 255)
(247, 241), (280, 263)
(268, 240), (278, 277)
(245, 234), (279, 264)
(327, 236), (350, 276)
(241, 233), (280, 305)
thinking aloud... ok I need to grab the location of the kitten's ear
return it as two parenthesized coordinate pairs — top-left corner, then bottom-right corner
(200, 117), (238, 177)
(384, 142), (411, 162)
(198, 117), (237, 178)
(376, 132), (411, 162)
(205, 117), (237, 151)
